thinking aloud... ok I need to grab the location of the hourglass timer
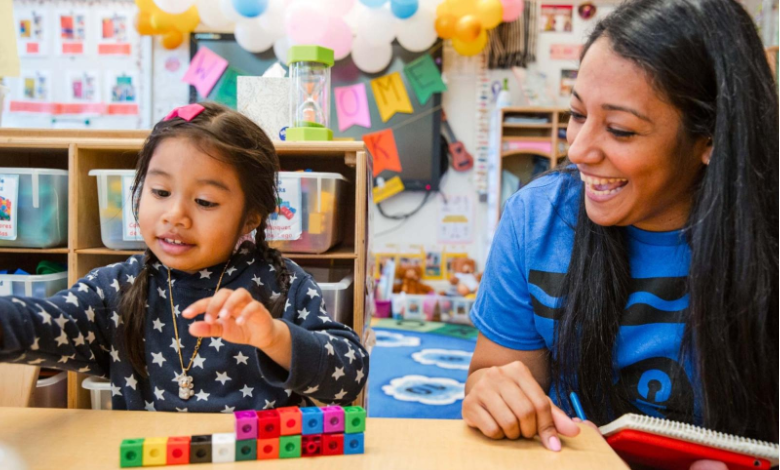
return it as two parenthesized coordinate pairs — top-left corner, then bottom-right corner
(286, 45), (334, 141)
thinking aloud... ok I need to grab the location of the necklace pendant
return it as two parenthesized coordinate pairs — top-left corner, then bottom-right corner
(178, 373), (195, 400)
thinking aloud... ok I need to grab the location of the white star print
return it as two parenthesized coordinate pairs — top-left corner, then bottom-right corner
(86, 331), (95, 343)
(199, 269), (212, 279)
(334, 389), (348, 400)
(289, 273), (297, 284)
(110, 279), (121, 293)
(64, 291), (79, 307)
(176, 407), (188, 412)
(284, 389), (292, 397)
(12, 298), (26, 307)
(209, 337), (224, 352)
(268, 264), (275, 272)
(344, 348), (357, 364)
(318, 315), (331, 323)
(110, 383), (122, 397)
(111, 311), (122, 328)
(306, 287), (320, 299)
(84, 306), (96, 322)
(355, 368), (365, 383)
(145, 401), (156, 411)
(303, 385), (319, 394)
(324, 342), (335, 355)
(54, 314), (68, 330)
(96, 286), (104, 300)
(270, 291), (281, 301)
(154, 387), (165, 401)
(37, 306), (52, 325)
(31, 337), (40, 350)
(247, 258), (255, 265)
(126, 374), (138, 390)
(55, 331), (68, 347)
(173, 304), (181, 316)
(252, 275), (263, 286)
(110, 346), (121, 362)
(192, 354), (206, 369)
(332, 367), (345, 381)
(297, 308), (310, 321)
(221, 405), (236, 413)
(234, 351), (249, 365)
(77, 283), (89, 293)
(126, 274), (136, 285)
(157, 287), (167, 299)
(215, 371), (232, 385)
(58, 354), (75, 364)
(78, 366), (90, 373)
(152, 318), (165, 332)
(239, 248), (249, 255)
(263, 399), (276, 409)
(129, 257), (138, 264)
(239, 385), (254, 397)
(73, 332), (85, 346)
(225, 266), (237, 276)
(170, 337), (183, 352)
(320, 304), (328, 315)
(195, 389), (210, 401)
(151, 351), (166, 367)
(27, 358), (45, 365)
(152, 262), (162, 270)
(284, 299), (291, 311)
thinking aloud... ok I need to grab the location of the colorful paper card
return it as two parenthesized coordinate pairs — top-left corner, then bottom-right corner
(403, 54), (446, 105)
(364, 128), (402, 177)
(182, 46), (229, 98)
(370, 72), (413, 122)
(211, 66), (243, 109)
(334, 83), (371, 131)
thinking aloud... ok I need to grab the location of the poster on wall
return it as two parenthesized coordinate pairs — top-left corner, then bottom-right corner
(541, 4), (574, 32)
(15, 6), (48, 57)
(550, 44), (582, 60)
(62, 71), (102, 114)
(96, 10), (132, 55)
(57, 8), (89, 55)
(104, 71), (139, 115)
(8, 70), (54, 114)
(438, 194), (474, 244)
(560, 69), (578, 97)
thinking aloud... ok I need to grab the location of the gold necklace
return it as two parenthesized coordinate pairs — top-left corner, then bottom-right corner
(168, 261), (230, 400)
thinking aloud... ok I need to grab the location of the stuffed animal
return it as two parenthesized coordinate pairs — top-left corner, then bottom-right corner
(448, 258), (481, 298)
(393, 264), (435, 295)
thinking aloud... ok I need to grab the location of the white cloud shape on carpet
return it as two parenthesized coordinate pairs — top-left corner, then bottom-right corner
(412, 349), (473, 370)
(374, 330), (421, 348)
(382, 375), (465, 405)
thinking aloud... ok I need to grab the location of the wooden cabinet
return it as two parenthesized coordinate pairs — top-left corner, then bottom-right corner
(0, 129), (373, 408)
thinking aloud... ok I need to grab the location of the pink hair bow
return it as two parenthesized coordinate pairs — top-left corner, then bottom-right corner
(163, 103), (205, 122)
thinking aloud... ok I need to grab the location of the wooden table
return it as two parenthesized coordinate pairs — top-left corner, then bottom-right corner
(0, 407), (628, 469)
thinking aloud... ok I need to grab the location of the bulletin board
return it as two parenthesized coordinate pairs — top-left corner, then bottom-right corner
(3, 0), (152, 129)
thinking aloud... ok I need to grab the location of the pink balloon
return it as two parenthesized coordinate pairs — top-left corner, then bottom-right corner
(285, 0), (330, 44)
(501, 0), (524, 22)
(318, 17), (353, 60)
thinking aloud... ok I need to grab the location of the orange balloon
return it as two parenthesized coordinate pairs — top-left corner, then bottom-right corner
(452, 27), (488, 56)
(476, 0), (503, 29)
(171, 6), (199, 33)
(150, 11), (174, 33)
(455, 15), (482, 42)
(448, 0), (477, 17)
(134, 0), (156, 11)
(134, 12), (156, 35)
(161, 29), (184, 50)
(435, 14), (457, 39)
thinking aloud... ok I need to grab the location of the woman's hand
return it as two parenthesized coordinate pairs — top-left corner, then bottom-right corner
(462, 360), (580, 451)
(182, 288), (280, 350)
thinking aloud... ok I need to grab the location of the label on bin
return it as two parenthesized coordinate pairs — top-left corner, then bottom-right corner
(121, 175), (143, 241)
(0, 174), (19, 241)
(266, 176), (302, 241)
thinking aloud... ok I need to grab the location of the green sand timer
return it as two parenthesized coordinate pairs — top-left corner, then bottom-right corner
(286, 45), (334, 142)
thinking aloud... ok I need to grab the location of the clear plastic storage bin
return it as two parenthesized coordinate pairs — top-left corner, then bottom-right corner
(82, 376), (112, 410)
(305, 267), (354, 325)
(267, 172), (348, 254)
(88, 169), (145, 250)
(32, 371), (68, 408)
(0, 272), (68, 298)
(0, 168), (68, 248)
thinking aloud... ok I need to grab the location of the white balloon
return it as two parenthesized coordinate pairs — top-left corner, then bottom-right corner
(273, 36), (293, 64)
(396, 8), (437, 52)
(351, 39), (393, 73)
(355, 6), (396, 47)
(419, 0), (444, 9)
(220, 0), (247, 23)
(235, 20), (275, 52)
(153, 0), (196, 14)
(330, 0), (355, 17)
(197, 0), (234, 30)
(343, 2), (367, 31)
(258, 0), (287, 39)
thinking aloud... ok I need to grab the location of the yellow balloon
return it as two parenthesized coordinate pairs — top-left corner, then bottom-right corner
(452, 28), (487, 56)
(436, 1), (451, 16)
(134, 0), (156, 11)
(150, 11), (174, 33)
(435, 14), (457, 39)
(476, 0), (503, 29)
(134, 11), (156, 35)
(161, 28), (184, 50)
(171, 6), (199, 32)
(455, 15), (482, 42)
(448, 0), (477, 17)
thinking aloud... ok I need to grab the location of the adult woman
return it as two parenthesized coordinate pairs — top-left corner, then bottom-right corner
(464, 0), (778, 460)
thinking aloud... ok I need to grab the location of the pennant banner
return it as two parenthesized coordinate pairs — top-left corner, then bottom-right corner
(403, 54), (447, 105)
(370, 72), (413, 123)
(334, 83), (372, 132)
(364, 128), (402, 178)
(182, 46), (228, 97)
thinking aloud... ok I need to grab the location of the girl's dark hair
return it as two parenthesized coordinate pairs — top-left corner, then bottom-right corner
(552, 0), (778, 441)
(119, 102), (292, 377)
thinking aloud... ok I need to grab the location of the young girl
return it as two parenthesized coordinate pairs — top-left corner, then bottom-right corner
(464, 0), (777, 460)
(0, 102), (368, 412)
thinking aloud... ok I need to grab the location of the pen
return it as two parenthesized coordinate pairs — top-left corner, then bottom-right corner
(569, 391), (587, 421)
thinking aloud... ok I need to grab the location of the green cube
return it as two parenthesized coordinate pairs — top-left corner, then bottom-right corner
(279, 435), (301, 459)
(344, 406), (366, 434)
(235, 439), (257, 461)
(120, 439), (144, 468)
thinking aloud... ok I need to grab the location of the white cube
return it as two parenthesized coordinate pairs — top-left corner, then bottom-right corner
(211, 433), (236, 463)
(237, 76), (290, 141)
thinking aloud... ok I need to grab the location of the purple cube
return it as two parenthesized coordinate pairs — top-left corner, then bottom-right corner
(321, 406), (345, 434)
(235, 410), (258, 440)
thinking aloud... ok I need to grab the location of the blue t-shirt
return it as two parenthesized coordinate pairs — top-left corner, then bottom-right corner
(471, 171), (701, 423)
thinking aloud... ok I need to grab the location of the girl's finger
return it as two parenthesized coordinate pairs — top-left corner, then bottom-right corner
(219, 289), (253, 320)
(189, 320), (223, 338)
(182, 297), (213, 319)
(464, 402), (506, 440)
(205, 289), (234, 321)
(235, 300), (271, 326)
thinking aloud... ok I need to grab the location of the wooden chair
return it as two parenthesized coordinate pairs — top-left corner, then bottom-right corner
(0, 364), (40, 407)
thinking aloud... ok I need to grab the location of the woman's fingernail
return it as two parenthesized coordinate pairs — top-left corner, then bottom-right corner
(572, 417), (582, 423)
(548, 436), (561, 452)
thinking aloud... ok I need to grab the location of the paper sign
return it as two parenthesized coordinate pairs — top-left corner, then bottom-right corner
(370, 72), (414, 122)
(97, 11), (132, 55)
(14, 6), (47, 58)
(334, 83), (371, 131)
(403, 54), (447, 105)
(122, 175), (142, 241)
(265, 176), (302, 241)
(550, 44), (582, 60)
(438, 194), (473, 244)
(211, 66), (242, 108)
(541, 4), (573, 32)
(1, 0), (21, 75)
(0, 174), (19, 241)
(182, 46), (229, 98)
(364, 128), (402, 178)
(58, 9), (88, 55)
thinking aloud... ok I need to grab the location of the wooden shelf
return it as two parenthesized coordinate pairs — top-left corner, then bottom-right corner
(502, 123), (553, 129)
(502, 136), (551, 143)
(75, 245), (358, 260)
(0, 247), (69, 254)
(75, 248), (142, 256)
(502, 151), (552, 159)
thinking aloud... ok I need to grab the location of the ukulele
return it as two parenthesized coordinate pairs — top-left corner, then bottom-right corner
(441, 110), (474, 172)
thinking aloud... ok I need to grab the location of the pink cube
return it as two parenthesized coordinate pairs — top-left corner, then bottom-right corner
(235, 410), (258, 440)
(321, 406), (345, 434)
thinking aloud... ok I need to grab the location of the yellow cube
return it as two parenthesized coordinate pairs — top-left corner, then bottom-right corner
(142, 437), (168, 466)
(308, 212), (326, 235)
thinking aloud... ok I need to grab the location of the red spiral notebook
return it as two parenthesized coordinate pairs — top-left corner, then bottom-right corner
(599, 414), (779, 470)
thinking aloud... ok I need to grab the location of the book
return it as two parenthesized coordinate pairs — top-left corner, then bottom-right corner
(599, 414), (779, 470)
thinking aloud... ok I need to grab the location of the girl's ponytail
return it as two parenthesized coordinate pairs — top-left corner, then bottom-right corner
(119, 250), (159, 377)
(253, 220), (292, 318)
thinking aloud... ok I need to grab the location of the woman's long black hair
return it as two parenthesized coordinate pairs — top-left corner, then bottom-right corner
(552, 0), (778, 441)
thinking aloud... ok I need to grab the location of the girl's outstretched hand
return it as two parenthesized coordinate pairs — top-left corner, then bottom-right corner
(182, 288), (279, 350)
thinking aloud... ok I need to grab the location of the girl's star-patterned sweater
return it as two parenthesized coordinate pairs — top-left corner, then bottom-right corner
(0, 249), (369, 412)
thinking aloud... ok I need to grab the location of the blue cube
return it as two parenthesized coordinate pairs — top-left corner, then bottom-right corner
(344, 433), (364, 455)
(300, 407), (324, 435)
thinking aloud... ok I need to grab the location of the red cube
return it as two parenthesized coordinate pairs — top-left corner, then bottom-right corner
(257, 410), (281, 438)
(322, 433), (344, 456)
(301, 434), (322, 457)
(166, 436), (191, 465)
(277, 406), (302, 436)
(257, 438), (279, 460)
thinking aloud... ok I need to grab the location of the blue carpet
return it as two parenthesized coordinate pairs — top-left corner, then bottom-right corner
(367, 321), (477, 419)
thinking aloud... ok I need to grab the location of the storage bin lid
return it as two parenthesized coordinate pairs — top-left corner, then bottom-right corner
(88, 169), (136, 176)
(277, 171), (347, 181)
(319, 273), (354, 291)
(0, 272), (68, 281)
(0, 168), (67, 176)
